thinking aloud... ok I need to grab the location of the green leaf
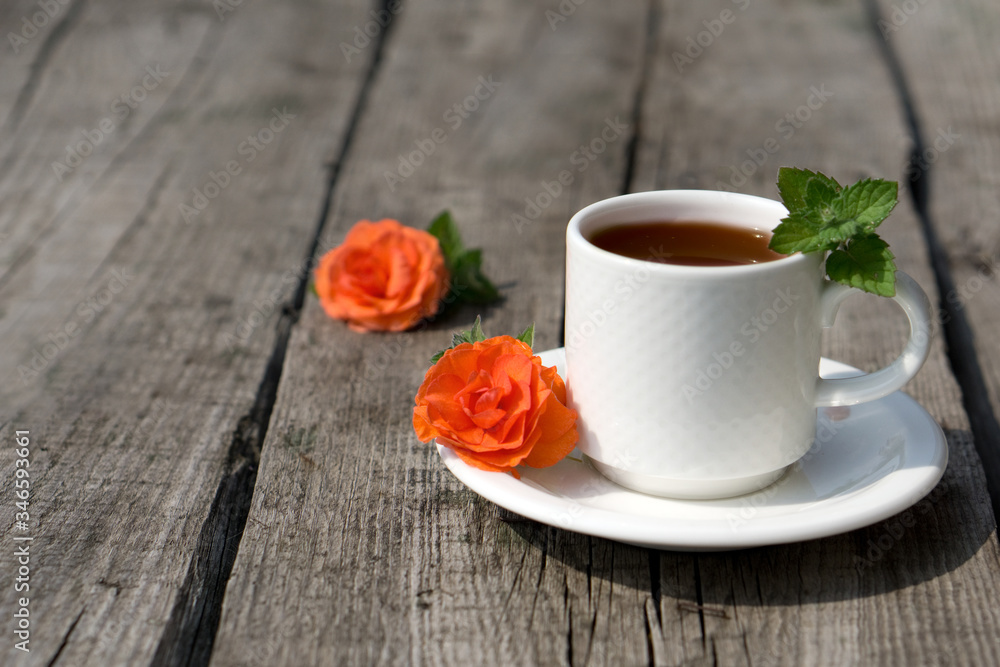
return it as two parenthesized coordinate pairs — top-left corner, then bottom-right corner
(777, 167), (840, 214)
(308, 283), (318, 297)
(450, 315), (486, 347)
(815, 215), (867, 247)
(427, 211), (464, 263)
(429, 317), (538, 364)
(769, 212), (827, 254)
(515, 323), (535, 348)
(431, 316), (488, 363)
(831, 178), (897, 231)
(825, 234), (897, 297)
(449, 250), (500, 304)
(428, 211), (501, 307)
(469, 315), (487, 343)
(804, 177), (840, 216)
(773, 167), (900, 298)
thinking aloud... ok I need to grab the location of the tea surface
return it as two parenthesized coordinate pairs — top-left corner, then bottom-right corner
(588, 221), (786, 266)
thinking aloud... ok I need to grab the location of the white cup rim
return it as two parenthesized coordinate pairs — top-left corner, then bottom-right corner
(567, 190), (813, 277)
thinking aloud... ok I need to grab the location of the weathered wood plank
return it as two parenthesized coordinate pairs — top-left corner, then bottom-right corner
(884, 0), (1000, 518)
(0, 1), (373, 664)
(210, 1), (673, 665)
(635, 0), (1000, 664)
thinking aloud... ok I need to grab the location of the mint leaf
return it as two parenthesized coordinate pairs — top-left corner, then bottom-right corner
(516, 323), (535, 348)
(769, 211), (828, 254)
(804, 177), (840, 215)
(825, 234), (897, 297)
(427, 211), (500, 308)
(831, 178), (897, 231)
(773, 168), (900, 297)
(777, 167), (841, 213)
(815, 215), (868, 247)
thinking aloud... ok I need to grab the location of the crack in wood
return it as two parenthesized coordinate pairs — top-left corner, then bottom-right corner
(677, 601), (728, 619)
(620, 0), (659, 197)
(146, 1), (403, 664)
(2, 0), (88, 139)
(0, 13), (222, 294)
(865, 0), (1000, 523)
(693, 558), (707, 648)
(46, 605), (85, 667)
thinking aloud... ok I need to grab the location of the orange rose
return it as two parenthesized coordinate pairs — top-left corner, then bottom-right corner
(315, 219), (449, 332)
(413, 336), (578, 475)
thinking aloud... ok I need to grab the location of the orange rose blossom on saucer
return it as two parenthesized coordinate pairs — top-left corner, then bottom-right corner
(412, 318), (579, 477)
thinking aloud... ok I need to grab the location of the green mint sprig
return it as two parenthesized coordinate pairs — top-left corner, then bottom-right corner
(770, 167), (898, 297)
(430, 315), (534, 363)
(428, 211), (501, 306)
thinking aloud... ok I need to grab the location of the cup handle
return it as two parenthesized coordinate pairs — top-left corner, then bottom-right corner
(814, 271), (932, 407)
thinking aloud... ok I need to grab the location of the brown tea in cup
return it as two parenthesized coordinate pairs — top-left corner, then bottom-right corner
(588, 221), (786, 267)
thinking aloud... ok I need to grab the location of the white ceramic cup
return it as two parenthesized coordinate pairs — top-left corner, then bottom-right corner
(564, 190), (932, 500)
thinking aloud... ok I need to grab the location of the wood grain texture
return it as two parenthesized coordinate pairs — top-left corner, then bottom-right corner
(882, 0), (1000, 518)
(0, 0), (373, 664)
(210, 1), (664, 665)
(214, 0), (1000, 666)
(634, 0), (1000, 664)
(1, 0), (998, 665)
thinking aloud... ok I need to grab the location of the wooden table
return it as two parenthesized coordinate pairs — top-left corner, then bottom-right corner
(3, 0), (1000, 664)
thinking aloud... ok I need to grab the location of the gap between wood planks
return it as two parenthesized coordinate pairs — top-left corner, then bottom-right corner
(633, 1), (1000, 659)
(865, 0), (1000, 523)
(148, 2), (401, 664)
(140, 0), (1000, 663)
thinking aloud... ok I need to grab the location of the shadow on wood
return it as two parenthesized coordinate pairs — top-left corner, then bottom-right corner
(499, 432), (993, 605)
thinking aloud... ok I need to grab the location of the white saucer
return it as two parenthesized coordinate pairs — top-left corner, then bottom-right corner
(436, 347), (948, 551)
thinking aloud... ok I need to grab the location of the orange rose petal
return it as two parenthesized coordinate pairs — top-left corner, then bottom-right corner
(412, 407), (437, 442)
(449, 445), (519, 476)
(413, 335), (579, 474)
(540, 365), (568, 404)
(522, 409), (578, 468)
(315, 219), (447, 332)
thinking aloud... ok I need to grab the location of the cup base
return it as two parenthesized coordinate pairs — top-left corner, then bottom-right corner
(586, 456), (790, 500)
